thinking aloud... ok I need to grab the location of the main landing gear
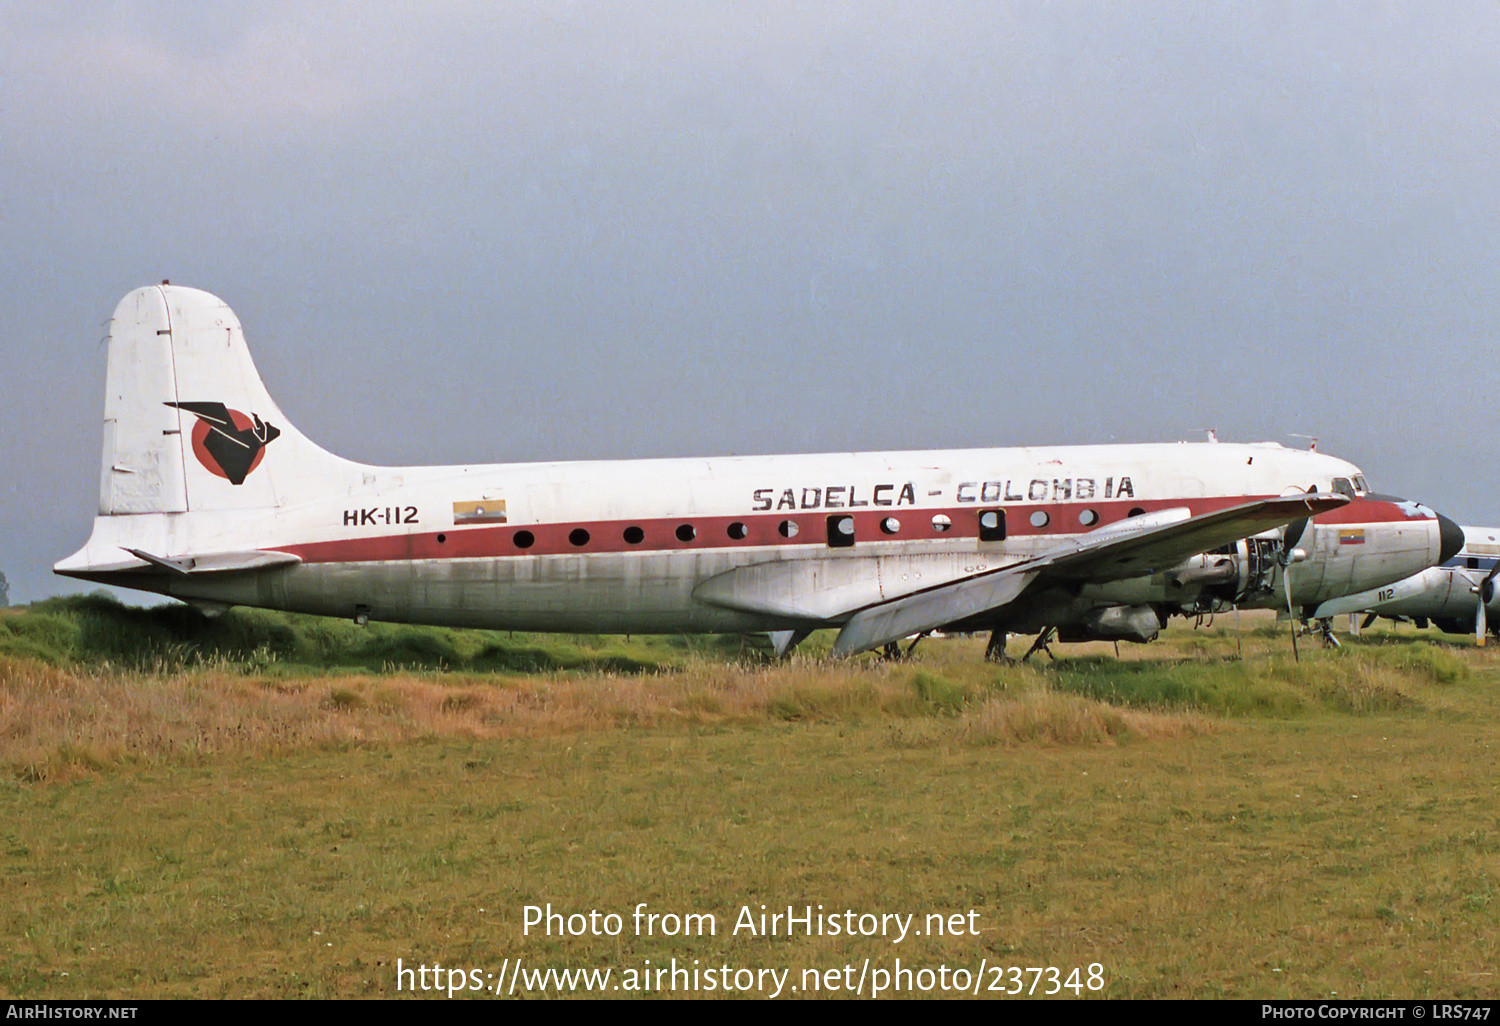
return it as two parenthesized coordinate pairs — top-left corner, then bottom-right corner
(879, 631), (932, 661)
(984, 627), (1059, 663)
(1019, 626), (1058, 662)
(1311, 617), (1341, 649)
(983, 627), (1056, 663)
(1293, 616), (1341, 649)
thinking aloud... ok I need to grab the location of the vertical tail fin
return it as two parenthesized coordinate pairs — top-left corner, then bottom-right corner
(98, 284), (356, 514)
(99, 286), (188, 514)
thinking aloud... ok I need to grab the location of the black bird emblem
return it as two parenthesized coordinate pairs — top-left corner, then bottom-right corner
(165, 401), (281, 484)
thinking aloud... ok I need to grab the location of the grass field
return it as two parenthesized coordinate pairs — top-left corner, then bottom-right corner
(2, 597), (1497, 999)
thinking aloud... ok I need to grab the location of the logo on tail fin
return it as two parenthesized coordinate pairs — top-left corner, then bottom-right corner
(165, 402), (280, 484)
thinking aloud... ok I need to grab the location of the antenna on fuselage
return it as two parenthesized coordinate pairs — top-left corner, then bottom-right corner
(1288, 433), (1318, 452)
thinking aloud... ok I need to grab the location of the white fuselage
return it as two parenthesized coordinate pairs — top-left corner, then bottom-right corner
(61, 440), (1450, 635)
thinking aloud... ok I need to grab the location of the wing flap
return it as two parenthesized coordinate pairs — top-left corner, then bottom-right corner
(831, 567), (1040, 657)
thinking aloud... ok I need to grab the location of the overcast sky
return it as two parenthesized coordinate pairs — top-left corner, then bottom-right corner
(3, 2), (1498, 602)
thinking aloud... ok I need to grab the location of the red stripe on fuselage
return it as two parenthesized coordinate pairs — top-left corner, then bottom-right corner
(268, 494), (1428, 565)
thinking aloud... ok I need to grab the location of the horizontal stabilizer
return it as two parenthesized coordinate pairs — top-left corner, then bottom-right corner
(120, 548), (302, 575)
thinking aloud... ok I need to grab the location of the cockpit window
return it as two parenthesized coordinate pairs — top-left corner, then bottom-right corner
(1332, 477), (1355, 498)
(1353, 475), (1369, 494)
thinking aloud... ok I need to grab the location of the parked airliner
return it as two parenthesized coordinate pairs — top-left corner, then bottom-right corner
(1312, 526), (1500, 644)
(57, 285), (1463, 659)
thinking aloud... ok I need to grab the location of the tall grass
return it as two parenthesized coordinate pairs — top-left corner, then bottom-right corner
(1, 595), (685, 674)
(3, 597), (1488, 782)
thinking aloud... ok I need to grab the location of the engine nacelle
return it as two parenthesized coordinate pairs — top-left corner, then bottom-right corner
(1057, 604), (1164, 644)
(1167, 554), (1238, 588)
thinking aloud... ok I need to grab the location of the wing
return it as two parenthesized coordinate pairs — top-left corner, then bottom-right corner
(1038, 495), (1341, 580)
(830, 493), (1349, 656)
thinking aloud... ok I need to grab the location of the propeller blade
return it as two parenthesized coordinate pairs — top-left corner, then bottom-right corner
(1479, 573), (1497, 646)
(1467, 566), (1499, 646)
(1281, 533), (1308, 663)
(1283, 517), (1310, 552)
(1285, 563), (1299, 662)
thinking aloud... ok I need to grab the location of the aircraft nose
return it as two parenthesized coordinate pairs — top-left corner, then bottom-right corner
(1437, 512), (1464, 564)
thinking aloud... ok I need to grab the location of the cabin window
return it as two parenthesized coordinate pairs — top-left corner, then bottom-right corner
(931, 514), (952, 533)
(879, 517), (901, 535)
(675, 524), (696, 542)
(1127, 507), (1145, 518)
(436, 533), (447, 544)
(513, 530), (535, 549)
(727, 522), (748, 540)
(978, 509), (1005, 541)
(827, 515), (856, 548)
(623, 526), (645, 544)
(1078, 509), (1098, 527)
(1029, 510), (1049, 528)
(568, 528), (590, 547)
(778, 519), (799, 538)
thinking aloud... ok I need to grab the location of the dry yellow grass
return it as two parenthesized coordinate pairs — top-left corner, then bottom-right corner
(955, 691), (1218, 746)
(1, 645), (1218, 782)
(1, 619), (1473, 784)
